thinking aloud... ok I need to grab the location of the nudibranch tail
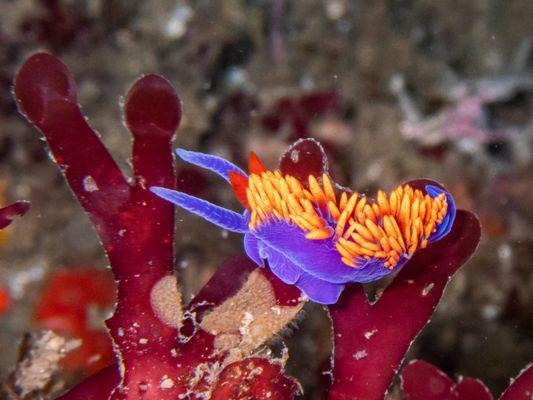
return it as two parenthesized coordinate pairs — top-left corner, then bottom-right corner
(150, 186), (248, 233)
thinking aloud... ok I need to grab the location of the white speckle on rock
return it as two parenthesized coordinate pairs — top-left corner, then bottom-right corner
(290, 149), (300, 163)
(117, 328), (124, 337)
(8, 264), (46, 299)
(239, 311), (254, 336)
(87, 354), (102, 365)
(422, 282), (435, 296)
(83, 175), (99, 192)
(298, 293), (309, 302)
(498, 243), (512, 262)
(160, 375), (175, 389)
(482, 304), (499, 320)
(118, 229), (126, 237)
(164, 5), (193, 39)
(139, 338), (148, 345)
(353, 350), (368, 360)
(271, 306), (281, 315)
(138, 382), (150, 392)
(225, 67), (249, 89)
(366, 161), (383, 181)
(137, 177), (147, 189)
(364, 328), (378, 340)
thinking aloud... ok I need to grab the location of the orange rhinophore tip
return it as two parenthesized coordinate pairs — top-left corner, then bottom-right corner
(248, 151), (267, 175)
(229, 171), (250, 209)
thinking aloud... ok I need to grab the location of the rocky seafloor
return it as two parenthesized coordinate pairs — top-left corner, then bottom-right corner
(0, 1), (531, 398)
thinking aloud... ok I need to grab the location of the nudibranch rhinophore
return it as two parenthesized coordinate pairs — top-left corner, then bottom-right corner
(151, 148), (456, 304)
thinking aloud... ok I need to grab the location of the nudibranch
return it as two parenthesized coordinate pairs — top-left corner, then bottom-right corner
(151, 148), (456, 304)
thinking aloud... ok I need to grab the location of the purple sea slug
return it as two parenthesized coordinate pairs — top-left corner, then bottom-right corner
(151, 148), (456, 304)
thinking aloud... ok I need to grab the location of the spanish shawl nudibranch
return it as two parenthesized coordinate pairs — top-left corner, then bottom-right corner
(151, 148), (456, 304)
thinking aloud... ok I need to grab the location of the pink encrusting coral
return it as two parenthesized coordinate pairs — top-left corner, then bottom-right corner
(13, 53), (533, 400)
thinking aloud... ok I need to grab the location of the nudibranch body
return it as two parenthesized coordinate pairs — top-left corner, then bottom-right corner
(151, 148), (456, 304)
